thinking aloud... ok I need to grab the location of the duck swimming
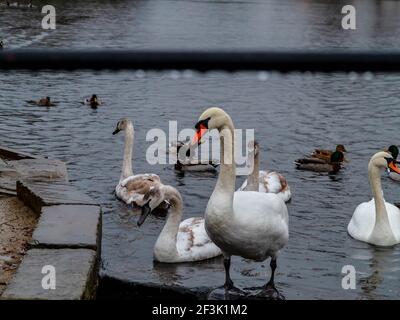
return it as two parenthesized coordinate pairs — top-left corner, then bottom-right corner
(138, 185), (222, 263)
(83, 94), (102, 108)
(310, 144), (347, 162)
(238, 140), (291, 202)
(27, 97), (57, 107)
(113, 118), (165, 207)
(191, 107), (289, 298)
(386, 145), (399, 181)
(174, 142), (219, 172)
(295, 151), (344, 173)
(348, 151), (400, 246)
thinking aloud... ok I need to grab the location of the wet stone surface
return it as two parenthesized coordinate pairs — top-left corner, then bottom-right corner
(0, 157), (68, 196)
(8, 159), (68, 181)
(31, 205), (101, 250)
(1, 248), (97, 300)
(17, 180), (97, 213)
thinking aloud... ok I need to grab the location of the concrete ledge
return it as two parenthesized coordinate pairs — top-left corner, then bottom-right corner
(0, 146), (102, 300)
(0, 146), (37, 161)
(1, 249), (97, 300)
(1, 149), (68, 197)
(17, 180), (97, 214)
(98, 274), (208, 300)
(30, 205), (102, 251)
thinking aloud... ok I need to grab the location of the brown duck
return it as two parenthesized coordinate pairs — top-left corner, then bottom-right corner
(310, 144), (347, 162)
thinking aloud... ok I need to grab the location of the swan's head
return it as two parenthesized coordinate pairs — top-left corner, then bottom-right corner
(369, 151), (400, 173)
(335, 144), (347, 153)
(113, 118), (132, 135)
(386, 145), (399, 160)
(192, 107), (233, 145)
(138, 185), (181, 227)
(137, 186), (164, 226)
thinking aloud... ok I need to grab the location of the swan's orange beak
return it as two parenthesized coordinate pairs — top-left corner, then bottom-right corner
(192, 123), (208, 145)
(388, 161), (400, 174)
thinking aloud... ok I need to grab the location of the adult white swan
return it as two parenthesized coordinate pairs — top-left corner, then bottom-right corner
(348, 151), (400, 246)
(238, 140), (291, 202)
(191, 107), (289, 297)
(113, 118), (162, 207)
(137, 185), (222, 262)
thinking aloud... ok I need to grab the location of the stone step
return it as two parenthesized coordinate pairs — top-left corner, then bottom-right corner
(0, 146), (37, 161)
(1, 248), (98, 300)
(30, 205), (101, 250)
(17, 180), (97, 214)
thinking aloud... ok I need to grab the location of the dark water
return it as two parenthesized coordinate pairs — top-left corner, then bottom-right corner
(1, 0), (400, 299)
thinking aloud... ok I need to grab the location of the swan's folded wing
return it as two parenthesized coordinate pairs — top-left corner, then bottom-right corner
(121, 174), (161, 188)
(260, 171), (291, 202)
(177, 217), (222, 260)
(387, 203), (400, 241)
(347, 199), (375, 241)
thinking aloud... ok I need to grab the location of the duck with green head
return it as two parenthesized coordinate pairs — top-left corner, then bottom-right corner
(310, 144), (347, 162)
(295, 150), (344, 174)
(386, 145), (400, 181)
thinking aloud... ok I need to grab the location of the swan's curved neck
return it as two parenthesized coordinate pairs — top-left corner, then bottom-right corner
(121, 124), (134, 181)
(369, 163), (393, 237)
(155, 191), (182, 258)
(214, 123), (236, 197)
(246, 149), (259, 191)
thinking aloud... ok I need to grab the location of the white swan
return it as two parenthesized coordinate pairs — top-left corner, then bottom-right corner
(238, 140), (291, 202)
(137, 185), (222, 263)
(348, 151), (400, 246)
(191, 107), (289, 295)
(113, 118), (162, 207)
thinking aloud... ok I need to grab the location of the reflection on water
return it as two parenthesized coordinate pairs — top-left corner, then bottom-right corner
(1, 0), (400, 300)
(357, 247), (399, 300)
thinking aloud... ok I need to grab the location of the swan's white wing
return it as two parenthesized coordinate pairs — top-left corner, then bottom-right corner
(238, 170), (291, 202)
(260, 170), (291, 202)
(348, 199), (375, 243)
(121, 173), (160, 187)
(216, 191), (289, 260)
(116, 174), (161, 206)
(387, 203), (400, 241)
(176, 217), (222, 261)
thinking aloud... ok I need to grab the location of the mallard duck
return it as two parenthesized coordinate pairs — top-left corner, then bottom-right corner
(386, 145), (399, 181)
(310, 144), (347, 162)
(174, 142), (219, 172)
(83, 94), (102, 108)
(27, 97), (57, 107)
(295, 151), (344, 173)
